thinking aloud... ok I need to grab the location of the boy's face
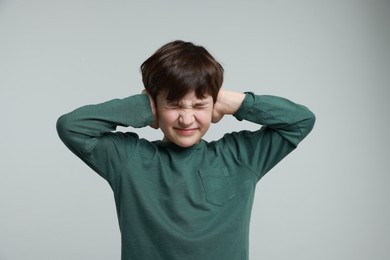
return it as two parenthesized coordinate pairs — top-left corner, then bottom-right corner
(156, 91), (214, 147)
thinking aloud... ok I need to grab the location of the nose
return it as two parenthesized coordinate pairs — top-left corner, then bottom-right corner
(178, 109), (195, 126)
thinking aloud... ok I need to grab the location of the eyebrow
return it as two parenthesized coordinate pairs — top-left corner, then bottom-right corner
(166, 100), (211, 108)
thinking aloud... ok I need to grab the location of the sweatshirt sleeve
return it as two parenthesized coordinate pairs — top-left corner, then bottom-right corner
(56, 94), (154, 183)
(226, 92), (315, 181)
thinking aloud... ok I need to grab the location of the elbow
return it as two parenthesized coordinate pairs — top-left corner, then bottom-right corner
(308, 110), (316, 130)
(301, 110), (316, 139)
(56, 114), (72, 141)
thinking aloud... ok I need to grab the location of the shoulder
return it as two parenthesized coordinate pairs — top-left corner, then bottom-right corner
(207, 128), (266, 153)
(211, 128), (266, 145)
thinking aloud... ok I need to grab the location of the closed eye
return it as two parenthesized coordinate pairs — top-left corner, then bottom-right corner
(194, 104), (209, 110)
(163, 102), (211, 110)
(163, 105), (180, 110)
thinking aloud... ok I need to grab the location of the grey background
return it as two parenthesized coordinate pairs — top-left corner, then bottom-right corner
(1, 0), (389, 259)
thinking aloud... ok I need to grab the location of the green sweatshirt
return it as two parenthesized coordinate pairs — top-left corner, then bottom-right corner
(57, 92), (315, 260)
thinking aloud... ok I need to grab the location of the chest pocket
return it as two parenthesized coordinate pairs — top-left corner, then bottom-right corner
(198, 167), (236, 206)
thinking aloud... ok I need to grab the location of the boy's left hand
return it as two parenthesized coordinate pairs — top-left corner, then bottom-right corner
(212, 89), (245, 123)
(212, 89), (226, 123)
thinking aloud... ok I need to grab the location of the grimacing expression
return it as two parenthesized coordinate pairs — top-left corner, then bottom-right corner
(156, 91), (214, 147)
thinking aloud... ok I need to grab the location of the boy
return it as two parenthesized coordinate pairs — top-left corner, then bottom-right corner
(57, 40), (315, 260)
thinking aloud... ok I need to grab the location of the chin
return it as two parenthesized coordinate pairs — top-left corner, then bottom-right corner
(163, 134), (202, 148)
(173, 138), (200, 148)
(175, 141), (197, 148)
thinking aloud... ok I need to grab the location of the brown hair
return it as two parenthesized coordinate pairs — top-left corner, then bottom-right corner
(140, 40), (224, 103)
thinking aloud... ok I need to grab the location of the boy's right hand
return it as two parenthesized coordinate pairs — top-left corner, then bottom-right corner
(142, 89), (159, 129)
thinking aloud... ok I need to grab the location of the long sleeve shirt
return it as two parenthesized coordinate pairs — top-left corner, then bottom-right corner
(56, 92), (315, 260)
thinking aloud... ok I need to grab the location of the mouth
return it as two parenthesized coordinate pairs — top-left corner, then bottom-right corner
(174, 127), (198, 136)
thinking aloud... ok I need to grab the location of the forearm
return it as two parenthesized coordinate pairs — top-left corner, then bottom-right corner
(234, 93), (315, 146)
(56, 94), (153, 155)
